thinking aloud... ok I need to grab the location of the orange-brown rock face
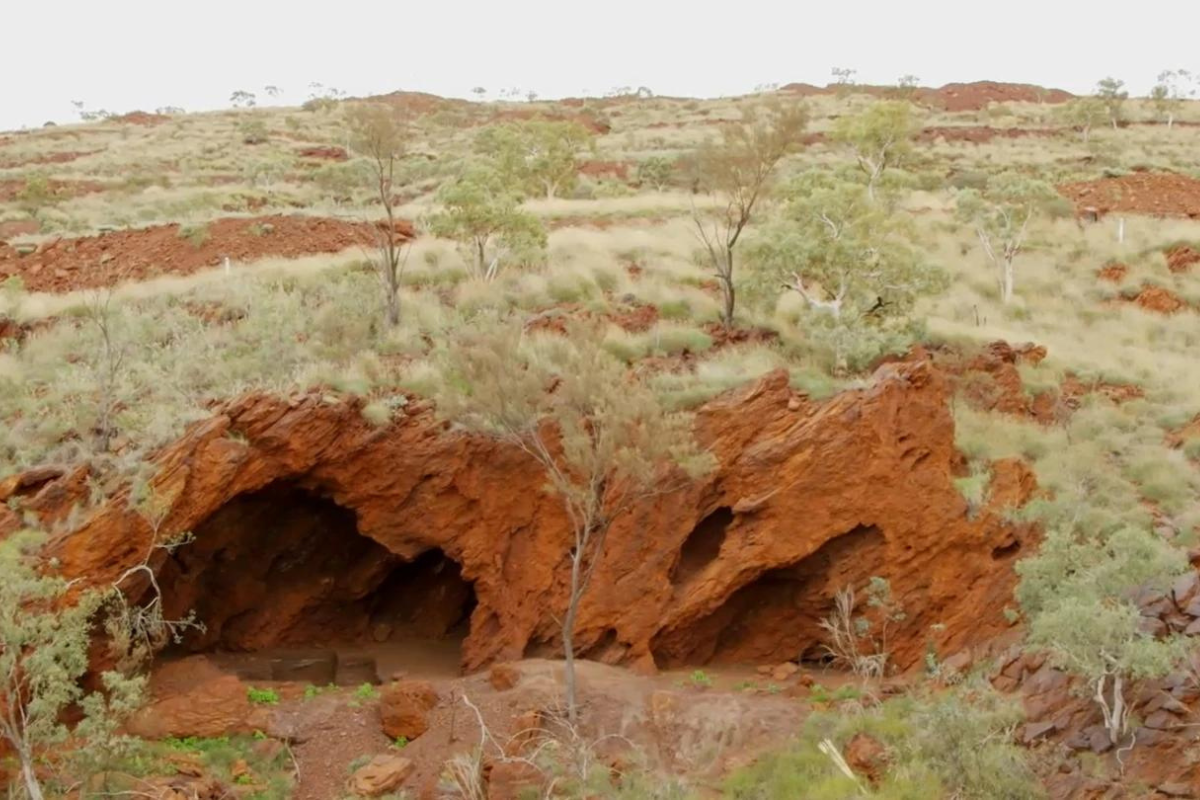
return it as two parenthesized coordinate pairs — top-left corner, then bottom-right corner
(12, 359), (1032, 673)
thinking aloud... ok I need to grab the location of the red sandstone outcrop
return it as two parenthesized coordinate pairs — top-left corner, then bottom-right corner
(4, 359), (1034, 674)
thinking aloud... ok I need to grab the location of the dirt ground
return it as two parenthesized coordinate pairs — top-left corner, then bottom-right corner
(235, 653), (836, 799)
(1058, 172), (1200, 218)
(0, 214), (415, 292)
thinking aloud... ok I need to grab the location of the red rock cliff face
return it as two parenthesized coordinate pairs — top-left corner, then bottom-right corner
(9, 359), (1033, 672)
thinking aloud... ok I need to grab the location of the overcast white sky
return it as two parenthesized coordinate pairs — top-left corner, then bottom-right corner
(4, 0), (1198, 131)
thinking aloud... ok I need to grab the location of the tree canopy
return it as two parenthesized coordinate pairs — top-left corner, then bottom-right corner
(475, 119), (594, 199)
(749, 170), (943, 323)
(427, 164), (546, 279)
(830, 100), (918, 200)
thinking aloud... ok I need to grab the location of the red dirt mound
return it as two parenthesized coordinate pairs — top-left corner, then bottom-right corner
(0, 215), (416, 293)
(1058, 173), (1200, 219)
(362, 90), (468, 116)
(923, 81), (1072, 111)
(780, 81), (1071, 111)
(297, 145), (349, 161)
(1166, 245), (1200, 273)
(1097, 263), (1129, 282)
(111, 111), (171, 126)
(1131, 285), (1188, 314)
(916, 126), (1056, 144)
(0, 220), (40, 241)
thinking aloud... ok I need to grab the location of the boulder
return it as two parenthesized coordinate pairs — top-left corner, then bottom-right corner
(844, 732), (888, 785)
(127, 657), (267, 739)
(348, 754), (413, 797)
(379, 680), (440, 740)
(489, 663), (521, 692)
(485, 759), (545, 800)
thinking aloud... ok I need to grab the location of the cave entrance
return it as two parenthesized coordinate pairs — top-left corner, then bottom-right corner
(155, 482), (477, 681)
(671, 507), (733, 586)
(651, 525), (885, 669)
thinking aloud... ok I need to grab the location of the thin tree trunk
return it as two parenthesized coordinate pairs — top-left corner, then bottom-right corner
(385, 273), (400, 327)
(718, 246), (736, 328)
(1002, 258), (1015, 304)
(476, 239), (487, 278)
(21, 750), (45, 800)
(562, 546), (584, 724)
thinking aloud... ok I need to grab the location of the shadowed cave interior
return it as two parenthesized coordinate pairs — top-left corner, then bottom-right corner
(154, 482), (477, 681)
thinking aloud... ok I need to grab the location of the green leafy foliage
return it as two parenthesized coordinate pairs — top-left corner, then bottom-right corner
(427, 164), (546, 279)
(748, 170), (943, 371)
(725, 683), (1041, 800)
(0, 530), (146, 800)
(16, 174), (57, 216)
(635, 155), (677, 191)
(751, 170), (942, 322)
(431, 316), (713, 721)
(830, 101), (918, 199)
(247, 686), (281, 705)
(690, 99), (809, 326)
(1056, 97), (1107, 143)
(1017, 524), (1189, 743)
(955, 172), (1059, 304)
(475, 119), (594, 198)
(1095, 77), (1128, 128)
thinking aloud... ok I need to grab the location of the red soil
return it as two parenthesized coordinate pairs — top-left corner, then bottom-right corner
(924, 81), (1072, 111)
(1058, 173), (1200, 218)
(1166, 245), (1200, 273)
(0, 215), (416, 293)
(1131, 285), (1188, 314)
(780, 80), (1072, 111)
(0, 220), (40, 241)
(1097, 263), (1129, 282)
(296, 145), (349, 161)
(111, 111), (171, 126)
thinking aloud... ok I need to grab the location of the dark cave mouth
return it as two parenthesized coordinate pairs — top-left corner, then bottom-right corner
(155, 482), (477, 678)
(650, 525), (887, 669)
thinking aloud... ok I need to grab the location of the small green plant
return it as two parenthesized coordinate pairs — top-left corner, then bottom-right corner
(252, 729), (267, 740)
(392, 736), (409, 749)
(16, 174), (55, 215)
(247, 687), (280, 705)
(239, 117), (269, 145)
(355, 683), (379, 701)
(178, 222), (210, 249)
(734, 680), (757, 692)
(303, 684), (324, 700)
(688, 669), (713, 688)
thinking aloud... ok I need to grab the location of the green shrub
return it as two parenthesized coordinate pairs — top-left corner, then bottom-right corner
(178, 223), (210, 248)
(725, 683), (1040, 800)
(247, 687), (280, 705)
